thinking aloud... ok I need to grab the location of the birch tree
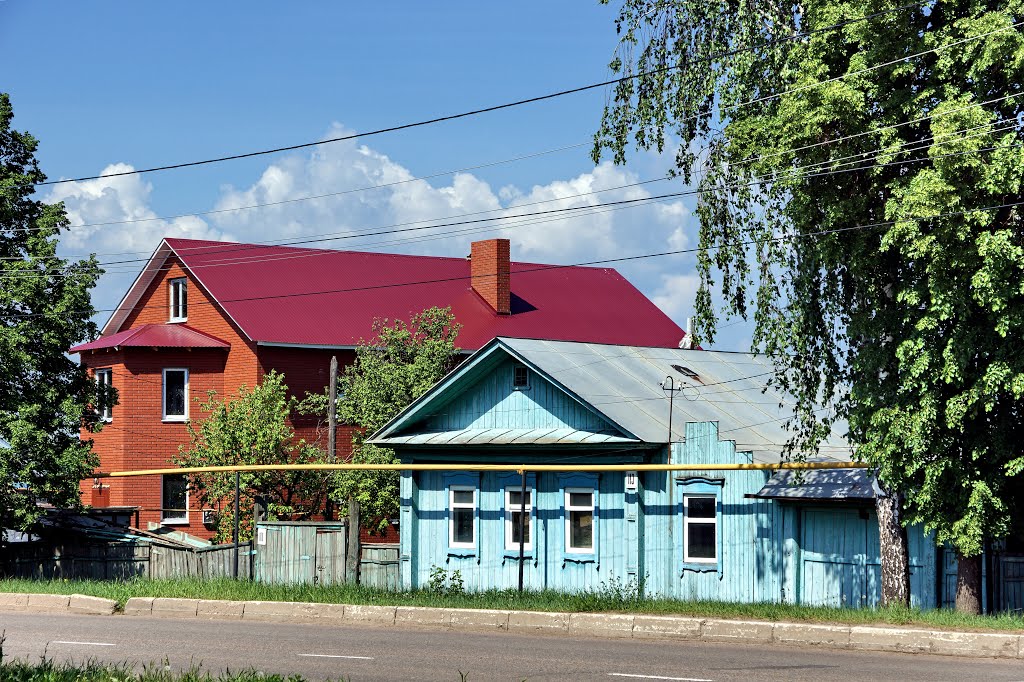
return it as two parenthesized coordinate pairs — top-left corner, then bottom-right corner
(593, 0), (1024, 612)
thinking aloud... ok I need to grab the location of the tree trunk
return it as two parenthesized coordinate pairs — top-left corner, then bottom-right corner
(876, 485), (910, 608)
(955, 553), (983, 614)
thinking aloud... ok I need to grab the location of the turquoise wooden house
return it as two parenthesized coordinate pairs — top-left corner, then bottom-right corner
(369, 338), (940, 607)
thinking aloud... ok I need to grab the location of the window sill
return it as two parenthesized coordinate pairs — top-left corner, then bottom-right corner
(446, 548), (477, 558)
(162, 417), (188, 423)
(681, 561), (718, 573)
(503, 550), (534, 559)
(161, 519), (189, 526)
(562, 552), (597, 563)
(168, 318), (188, 324)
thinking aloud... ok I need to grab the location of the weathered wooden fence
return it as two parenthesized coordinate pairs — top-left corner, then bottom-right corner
(1, 541), (253, 581)
(359, 543), (400, 590)
(1, 541), (147, 580)
(150, 542), (254, 580)
(995, 555), (1024, 614)
(254, 522), (347, 586)
(252, 521), (399, 589)
(940, 548), (1024, 614)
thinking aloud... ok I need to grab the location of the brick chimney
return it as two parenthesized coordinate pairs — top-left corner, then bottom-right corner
(470, 239), (511, 314)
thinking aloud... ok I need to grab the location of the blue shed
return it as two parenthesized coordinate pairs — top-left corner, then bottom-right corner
(369, 338), (939, 607)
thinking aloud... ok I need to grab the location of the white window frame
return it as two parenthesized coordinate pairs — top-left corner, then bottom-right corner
(504, 487), (533, 551)
(169, 277), (188, 322)
(564, 487), (595, 554)
(683, 494), (718, 564)
(448, 485), (477, 549)
(94, 368), (113, 422)
(162, 368), (189, 422)
(161, 474), (189, 525)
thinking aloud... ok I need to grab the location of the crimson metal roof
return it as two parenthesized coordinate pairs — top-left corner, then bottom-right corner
(105, 238), (685, 351)
(70, 323), (231, 352)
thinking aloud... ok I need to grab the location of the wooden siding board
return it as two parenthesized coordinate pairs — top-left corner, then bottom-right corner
(419, 360), (618, 436)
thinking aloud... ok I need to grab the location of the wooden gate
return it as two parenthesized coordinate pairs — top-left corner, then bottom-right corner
(254, 521), (347, 585)
(799, 507), (928, 608)
(359, 544), (400, 590)
(996, 556), (1024, 614)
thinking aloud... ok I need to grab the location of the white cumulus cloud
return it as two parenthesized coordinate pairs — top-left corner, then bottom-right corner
(50, 125), (716, 335)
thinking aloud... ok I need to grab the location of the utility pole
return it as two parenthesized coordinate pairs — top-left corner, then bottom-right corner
(661, 375), (682, 540)
(660, 376), (682, 443)
(517, 469), (527, 593)
(233, 469), (240, 579)
(326, 357), (337, 521)
(328, 356), (338, 463)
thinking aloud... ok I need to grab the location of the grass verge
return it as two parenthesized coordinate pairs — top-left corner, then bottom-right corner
(0, 658), (319, 681)
(1, 576), (1022, 632)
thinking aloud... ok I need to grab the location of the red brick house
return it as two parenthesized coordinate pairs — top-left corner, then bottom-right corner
(71, 237), (685, 539)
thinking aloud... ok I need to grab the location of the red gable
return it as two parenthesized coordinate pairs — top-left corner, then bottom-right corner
(103, 238), (685, 351)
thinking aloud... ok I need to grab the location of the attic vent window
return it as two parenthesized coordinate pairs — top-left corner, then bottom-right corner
(513, 365), (530, 389)
(671, 364), (700, 381)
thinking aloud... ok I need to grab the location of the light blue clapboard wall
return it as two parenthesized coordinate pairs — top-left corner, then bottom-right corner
(642, 422), (937, 606)
(397, 360), (939, 607)
(641, 422), (790, 602)
(420, 360), (612, 433)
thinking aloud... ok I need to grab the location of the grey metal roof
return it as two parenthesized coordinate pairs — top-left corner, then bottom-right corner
(751, 467), (882, 500)
(497, 338), (852, 462)
(377, 427), (638, 447)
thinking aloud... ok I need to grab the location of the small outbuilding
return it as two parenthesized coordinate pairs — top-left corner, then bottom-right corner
(370, 338), (939, 607)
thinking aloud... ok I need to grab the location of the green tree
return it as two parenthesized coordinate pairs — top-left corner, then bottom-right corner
(0, 93), (104, 534)
(594, 1), (1024, 612)
(174, 371), (329, 543)
(303, 307), (461, 532)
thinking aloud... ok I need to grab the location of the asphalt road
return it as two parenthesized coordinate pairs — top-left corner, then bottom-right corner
(0, 612), (1022, 681)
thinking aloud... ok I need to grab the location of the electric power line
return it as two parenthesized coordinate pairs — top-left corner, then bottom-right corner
(6, 197), (1023, 320)
(5, 119), (1019, 281)
(14, 1), (932, 190)
(17, 85), (1012, 267)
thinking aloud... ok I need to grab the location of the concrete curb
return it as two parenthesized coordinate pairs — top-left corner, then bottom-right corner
(3, 592), (1023, 659)
(68, 594), (117, 616)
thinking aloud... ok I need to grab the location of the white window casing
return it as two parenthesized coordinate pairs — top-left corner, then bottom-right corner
(169, 277), (188, 322)
(565, 487), (595, 553)
(161, 474), (189, 524)
(95, 368), (113, 422)
(162, 368), (189, 421)
(504, 487), (533, 551)
(449, 485), (476, 549)
(683, 494), (718, 563)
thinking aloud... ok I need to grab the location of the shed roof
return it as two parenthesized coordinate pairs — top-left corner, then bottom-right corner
(70, 323), (231, 352)
(371, 337), (853, 462)
(751, 467), (882, 501)
(98, 238), (685, 351)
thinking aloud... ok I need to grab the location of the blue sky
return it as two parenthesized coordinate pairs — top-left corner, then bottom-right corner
(3, 1), (746, 347)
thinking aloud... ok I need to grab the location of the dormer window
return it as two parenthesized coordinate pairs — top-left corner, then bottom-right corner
(169, 278), (187, 322)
